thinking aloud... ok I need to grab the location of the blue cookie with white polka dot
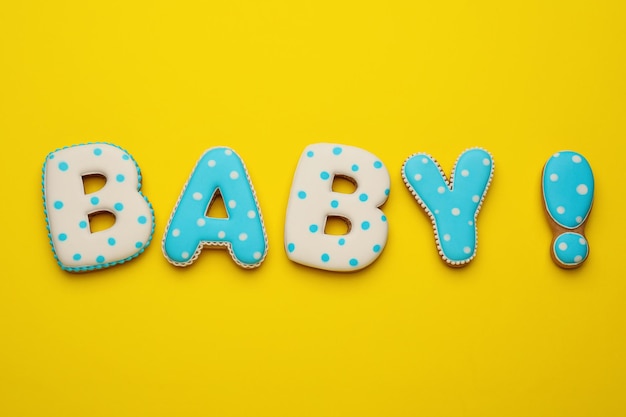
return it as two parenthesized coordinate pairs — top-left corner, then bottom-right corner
(402, 148), (494, 267)
(542, 151), (594, 268)
(162, 147), (267, 268)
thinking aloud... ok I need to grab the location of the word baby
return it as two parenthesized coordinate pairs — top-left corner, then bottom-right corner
(42, 143), (594, 272)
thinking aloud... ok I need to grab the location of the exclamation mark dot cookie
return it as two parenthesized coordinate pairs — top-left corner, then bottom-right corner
(542, 151), (594, 268)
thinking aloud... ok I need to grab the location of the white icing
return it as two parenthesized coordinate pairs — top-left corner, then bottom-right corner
(284, 143), (390, 271)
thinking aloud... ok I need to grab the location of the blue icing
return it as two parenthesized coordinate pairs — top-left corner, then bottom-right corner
(163, 147), (267, 266)
(542, 151), (594, 229)
(403, 149), (493, 263)
(553, 232), (588, 266)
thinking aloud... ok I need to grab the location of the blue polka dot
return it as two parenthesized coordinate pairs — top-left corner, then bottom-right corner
(287, 243), (295, 253)
(338, 238), (346, 246)
(58, 233), (67, 241)
(138, 215), (147, 224)
(309, 224), (318, 233)
(58, 162), (68, 171)
(94, 148), (102, 156)
(122, 154), (130, 160)
(374, 161), (383, 169)
(331, 200), (339, 208)
(79, 220), (87, 229)
(306, 151), (314, 158)
(359, 193), (368, 202)
(351, 164), (359, 172)
(73, 253), (81, 261)
(96, 255), (105, 263)
(116, 174), (125, 182)
(321, 253), (330, 262)
(49, 154), (55, 159)
(114, 202), (124, 211)
(385, 188), (390, 196)
(135, 241), (143, 248)
(320, 171), (330, 180)
(90, 196), (99, 205)
(108, 237), (116, 246)
(361, 221), (370, 230)
(373, 244), (381, 253)
(349, 258), (359, 267)
(298, 191), (307, 199)
(381, 215), (387, 222)
(54, 201), (64, 209)
(333, 147), (342, 155)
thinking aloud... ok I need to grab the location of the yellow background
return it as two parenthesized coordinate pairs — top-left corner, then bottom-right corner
(1, 1), (625, 416)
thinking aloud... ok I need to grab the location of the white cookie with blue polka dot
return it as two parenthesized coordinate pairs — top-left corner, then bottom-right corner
(285, 143), (390, 271)
(43, 143), (154, 272)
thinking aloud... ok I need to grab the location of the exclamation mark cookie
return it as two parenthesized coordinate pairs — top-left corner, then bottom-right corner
(542, 151), (594, 268)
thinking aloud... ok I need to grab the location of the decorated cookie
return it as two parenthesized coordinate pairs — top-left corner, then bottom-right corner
(284, 143), (390, 271)
(42, 143), (154, 272)
(162, 147), (267, 268)
(402, 148), (494, 267)
(542, 151), (594, 268)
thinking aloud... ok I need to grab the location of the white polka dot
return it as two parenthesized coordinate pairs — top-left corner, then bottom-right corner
(422, 157), (428, 164)
(208, 159), (216, 167)
(230, 171), (239, 180)
(579, 237), (587, 245)
(225, 149), (233, 156)
(483, 158), (490, 166)
(572, 155), (582, 163)
(192, 192), (203, 201)
(228, 200), (237, 208)
(576, 184), (588, 195)
(468, 221), (473, 226)
(253, 252), (262, 260)
(172, 228), (180, 237)
(218, 231), (226, 239)
(554, 152), (561, 157)
(197, 218), (206, 227)
(550, 173), (558, 182)
(182, 251), (189, 259)
(239, 233), (248, 241)
(574, 255), (583, 262)
(556, 206), (565, 214)
(558, 242), (568, 251)
(437, 186), (445, 194)
(461, 169), (469, 177)
(443, 234), (451, 241)
(414, 174), (422, 181)
(434, 209), (439, 214)
(463, 247), (471, 254)
(472, 195), (480, 203)
(451, 208), (460, 216)
(576, 216), (583, 223)
(247, 210), (256, 219)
